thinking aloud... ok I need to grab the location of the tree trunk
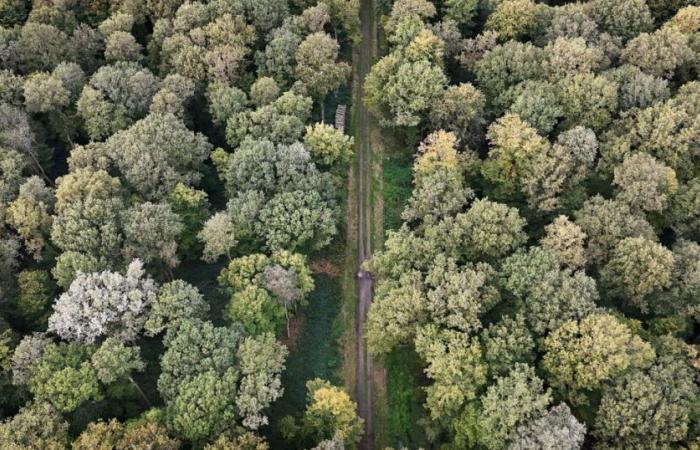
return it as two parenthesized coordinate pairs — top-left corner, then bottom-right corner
(285, 309), (290, 338)
(320, 99), (325, 124)
(27, 152), (51, 185)
(128, 376), (151, 407)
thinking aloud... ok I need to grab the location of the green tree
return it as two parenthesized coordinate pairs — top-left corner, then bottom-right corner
(16, 269), (55, 329)
(225, 285), (286, 335)
(507, 80), (563, 136)
(117, 419), (180, 449)
(257, 190), (337, 251)
(474, 41), (543, 99)
(10, 333), (52, 386)
(303, 123), (354, 166)
(91, 338), (145, 384)
(199, 212), (237, 262)
(205, 431), (269, 450)
(451, 198), (527, 260)
(364, 52), (447, 127)
(663, 5), (700, 34)
(504, 252), (600, 336)
(601, 237), (674, 311)
(542, 37), (604, 81)
(207, 83), (248, 126)
(250, 76), (280, 107)
(509, 403), (586, 450)
(236, 333), (288, 429)
(520, 125), (598, 212)
(480, 314), (535, 377)
(384, 0), (436, 36)
(540, 215), (587, 269)
(16, 22), (70, 72)
(599, 82), (700, 180)
(28, 342), (102, 413)
(574, 195), (655, 263)
(167, 183), (209, 259)
(51, 251), (104, 289)
(122, 202), (184, 269)
(656, 240), (700, 319)
(594, 358), (697, 448)
(145, 280), (209, 336)
(485, 0), (547, 41)
(256, 26), (303, 84)
(613, 153), (678, 212)
(590, 0), (653, 40)
(603, 64), (670, 110)
(91, 337), (149, 404)
(102, 113), (211, 200)
(0, 0), (28, 27)
(6, 176), (54, 261)
(542, 313), (655, 402)
(226, 92), (313, 146)
(167, 369), (239, 442)
(324, 0), (360, 42)
(74, 416), (180, 449)
(243, 0), (289, 32)
(365, 271), (428, 354)
(475, 364), (552, 450)
(219, 251), (314, 295)
(150, 74), (196, 119)
(667, 179), (700, 240)
(23, 72), (70, 113)
(295, 32), (350, 122)
(72, 419), (124, 450)
(481, 113), (549, 195)
(76, 62), (160, 140)
(622, 27), (694, 78)
(302, 379), (363, 446)
(104, 30), (142, 63)
(301, 3), (330, 33)
(555, 73), (618, 131)
(0, 402), (69, 449)
(443, 0), (478, 26)
(218, 139), (331, 200)
(50, 169), (124, 263)
(429, 83), (486, 148)
(158, 318), (242, 401)
(415, 325), (488, 419)
(0, 148), (27, 206)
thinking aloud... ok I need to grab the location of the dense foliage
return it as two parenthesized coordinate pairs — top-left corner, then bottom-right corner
(365, 0), (700, 447)
(0, 0), (698, 447)
(0, 0), (358, 448)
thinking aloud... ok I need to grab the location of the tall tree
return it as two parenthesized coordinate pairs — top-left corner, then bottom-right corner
(48, 260), (158, 343)
(301, 379), (363, 446)
(295, 32), (350, 122)
(542, 313), (655, 403)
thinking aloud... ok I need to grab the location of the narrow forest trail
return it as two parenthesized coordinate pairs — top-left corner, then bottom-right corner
(355, 0), (376, 448)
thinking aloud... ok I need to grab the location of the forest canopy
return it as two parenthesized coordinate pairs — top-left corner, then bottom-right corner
(0, 0), (360, 448)
(0, 0), (699, 448)
(362, 0), (700, 448)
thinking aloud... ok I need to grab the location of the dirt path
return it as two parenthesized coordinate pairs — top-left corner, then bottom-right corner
(355, 0), (376, 448)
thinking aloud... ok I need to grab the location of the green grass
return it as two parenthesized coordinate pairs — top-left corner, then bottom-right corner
(385, 347), (430, 447)
(266, 274), (344, 448)
(382, 153), (413, 233)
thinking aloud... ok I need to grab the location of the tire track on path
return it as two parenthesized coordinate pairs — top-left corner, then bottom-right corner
(355, 0), (376, 448)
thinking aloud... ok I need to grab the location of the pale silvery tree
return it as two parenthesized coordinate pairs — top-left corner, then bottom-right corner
(48, 260), (158, 343)
(264, 264), (301, 336)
